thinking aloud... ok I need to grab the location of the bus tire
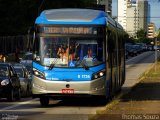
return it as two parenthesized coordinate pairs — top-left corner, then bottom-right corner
(15, 88), (21, 100)
(107, 84), (113, 101)
(40, 97), (49, 107)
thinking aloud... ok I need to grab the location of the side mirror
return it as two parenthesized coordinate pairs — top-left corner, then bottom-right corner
(33, 52), (40, 61)
(35, 56), (40, 61)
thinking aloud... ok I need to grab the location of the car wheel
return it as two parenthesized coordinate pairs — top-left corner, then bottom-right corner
(15, 88), (21, 100)
(40, 97), (49, 107)
(7, 89), (14, 102)
(26, 85), (31, 97)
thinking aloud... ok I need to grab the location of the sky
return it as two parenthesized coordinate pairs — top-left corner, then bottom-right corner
(112, 0), (160, 29)
(148, 0), (160, 29)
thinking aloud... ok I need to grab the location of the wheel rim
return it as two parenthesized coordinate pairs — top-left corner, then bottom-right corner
(8, 89), (14, 101)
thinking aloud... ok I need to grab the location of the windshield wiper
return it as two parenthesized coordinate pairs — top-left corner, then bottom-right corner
(75, 60), (89, 70)
(48, 59), (58, 70)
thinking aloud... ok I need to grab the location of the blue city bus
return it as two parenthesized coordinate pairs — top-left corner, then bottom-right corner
(32, 9), (126, 106)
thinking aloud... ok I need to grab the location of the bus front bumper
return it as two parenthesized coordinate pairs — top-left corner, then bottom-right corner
(32, 76), (107, 98)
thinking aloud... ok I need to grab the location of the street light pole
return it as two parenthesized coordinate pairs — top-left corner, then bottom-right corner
(38, 0), (45, 16)
(154, 0), (159, 72)
(155, 37), (157, 71)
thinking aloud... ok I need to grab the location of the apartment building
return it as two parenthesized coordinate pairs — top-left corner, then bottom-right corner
(98, 0), (112, 15)
(118, 0), (127, 30)
(137, 0), (148, 32)
(125, 0), (148, 37)
(126, 2), (138, 37)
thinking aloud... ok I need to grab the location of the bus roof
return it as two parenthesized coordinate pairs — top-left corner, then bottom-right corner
(35, 8), (107, 25)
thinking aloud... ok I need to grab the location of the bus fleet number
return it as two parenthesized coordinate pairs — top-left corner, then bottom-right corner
(78, 75), (90, 79)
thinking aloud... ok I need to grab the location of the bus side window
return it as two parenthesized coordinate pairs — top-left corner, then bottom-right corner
(107, 31), (114, 53)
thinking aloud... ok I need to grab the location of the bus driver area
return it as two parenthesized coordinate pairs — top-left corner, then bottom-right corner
(42, 40), (100, 67)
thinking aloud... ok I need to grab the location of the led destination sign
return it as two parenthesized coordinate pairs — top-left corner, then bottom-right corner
(38, 27), (98, 35)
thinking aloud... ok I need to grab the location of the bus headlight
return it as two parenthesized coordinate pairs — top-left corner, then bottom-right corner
(92, 69), (105, 80)
(1, 79), (9, 86)
(99, 71), (104, 77)
(33, 68), (45, 79)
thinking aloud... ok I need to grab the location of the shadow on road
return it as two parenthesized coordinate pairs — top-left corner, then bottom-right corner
(120, 81), (160, 102)
(47, 98), (111, 107)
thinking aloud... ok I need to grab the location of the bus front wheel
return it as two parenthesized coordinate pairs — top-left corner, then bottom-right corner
(40, 97), (49, 107)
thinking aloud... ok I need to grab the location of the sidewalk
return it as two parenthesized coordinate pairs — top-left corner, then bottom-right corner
(92, 62), (160, 120)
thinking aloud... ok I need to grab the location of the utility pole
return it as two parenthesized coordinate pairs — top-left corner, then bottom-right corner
(147, 22), (157, 71)
(154, 0), (159, 72)
(155, 37), (157, 71)
(38, 0), (45, 16)
(27, 27), (31, 52)
(154, 31), (159, 72)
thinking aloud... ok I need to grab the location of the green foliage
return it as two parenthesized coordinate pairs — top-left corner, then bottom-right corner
(0, 0), (39, 36)
(135, 29), (150, 44)
(0, 0), (96, 36)
(124, 34), (135, 44)
(157, 30), (160, 41)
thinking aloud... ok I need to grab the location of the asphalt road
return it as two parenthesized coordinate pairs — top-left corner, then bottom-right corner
(0, 51), (159, 120)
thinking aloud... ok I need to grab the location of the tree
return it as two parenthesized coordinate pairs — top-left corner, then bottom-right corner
(157, 30), (160, 41)
(135, 29), (150, 44)
(0, 0), (97, 36)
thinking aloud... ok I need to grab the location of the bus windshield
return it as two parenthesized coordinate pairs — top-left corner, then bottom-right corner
(35, 37), (104, 68)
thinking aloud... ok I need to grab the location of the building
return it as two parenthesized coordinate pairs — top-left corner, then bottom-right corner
(98, 0), (112, 16)
(137, 0), (148, 32)
(125, 0), (149, 37)
(126, 2), (138, 37)
(118, 0), (128, 30)
(148, 4), (151, 23)
(147, 23), (156, 39)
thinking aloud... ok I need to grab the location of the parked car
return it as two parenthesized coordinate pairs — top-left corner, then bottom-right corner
(0, 63), (21, 101)
(125, 45), (137, 57)
(136, 43), (147, 52)
(147, 45), (153, 51)
(125, 49), (129, 59)
(132, 44), (143, 54)
(154, 45), (160, 51)
(13, 63), (32, 97)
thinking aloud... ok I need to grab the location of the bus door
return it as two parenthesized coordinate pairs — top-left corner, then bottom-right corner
(113, 32), (119, 93)
(107, 31), (118, 96)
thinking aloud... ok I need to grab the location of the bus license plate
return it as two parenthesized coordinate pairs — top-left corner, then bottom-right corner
(62, 89), (74, 94)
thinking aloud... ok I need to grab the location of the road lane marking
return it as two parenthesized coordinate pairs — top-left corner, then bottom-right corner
(0, 98), (38, 111)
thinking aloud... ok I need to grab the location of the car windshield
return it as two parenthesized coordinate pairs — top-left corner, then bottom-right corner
(14, 68), (24, 78)
(36, 37), (104, 67)
(22, 53), (32, 60)
(0, 65), (9, 77)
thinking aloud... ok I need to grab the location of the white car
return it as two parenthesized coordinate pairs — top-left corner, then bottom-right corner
(20, 52), (32, 69)
(13, 63), (32, 97)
